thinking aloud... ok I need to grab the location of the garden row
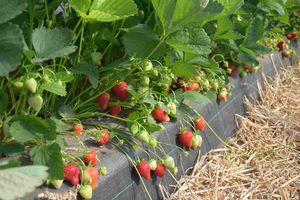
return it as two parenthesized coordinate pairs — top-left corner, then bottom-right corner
(0, 0), (299, 200)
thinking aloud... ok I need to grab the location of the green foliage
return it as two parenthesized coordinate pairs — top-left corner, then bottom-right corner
(0, 23), (24, 76)
(70, 0), (138, 22)
(32, 28), (76, 62)
(0, 0), (27, 24)
(0, 165), (48, 200)
(71, 63), (99, 88)
(167, 24), (211, 55)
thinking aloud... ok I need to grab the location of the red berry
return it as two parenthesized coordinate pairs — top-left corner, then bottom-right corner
(64, 164), (80, 186)
(97, 130), (110, 145)
(178, 130), (193, 148)
(97, 93), (110, 110)
(277, 41), (286, 51)
(151, 107), (170, 122)
(182, 83), (200, 92)
(110, 105), (122, 116)
(83, 150), (97, 166)
(286, 32), (298, 40)
(153, 164), (166, 178)
(112, 81), (128, 101)
(83, 167), (99, 189)
(282, 51), (291, 58)
(137, 161), (151, 180)
(194, 118), (206, 132)
(73, 124), (83, 135)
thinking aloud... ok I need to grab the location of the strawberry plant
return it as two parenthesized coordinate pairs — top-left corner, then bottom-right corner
(0, 0), (299, 199)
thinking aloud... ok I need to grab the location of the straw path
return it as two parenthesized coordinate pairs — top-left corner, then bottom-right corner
(167, 63), (300, 200)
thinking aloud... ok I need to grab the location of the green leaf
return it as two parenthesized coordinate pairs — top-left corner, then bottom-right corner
(0, 23), (24, 77)
(0, 159), (21, 170)
(237, 48), (259, 65)
(0, 143), (24, 155)
(183, 91), (212, 104)
(258, 0), (285, 15)
(40, 82), (67, 96)
(71, 63), (99, 88)
(172, 61), (197, 78)
(151, 0), (223, 32)
(29, 143), (63, 179)
(243, 18), (264, 46)
(122, 24), (165, 58)
(216, 0), (244, 17)
(0, 89), (8, 115)
(86, 0), (138, 22)
(167, 24), (211, 55)
(69, 0), (91, 17)
(32, 28), (76, 62)
(0, 0), (27, 24)
(0, 165), (48, 200)
(9, 115), (57, 143)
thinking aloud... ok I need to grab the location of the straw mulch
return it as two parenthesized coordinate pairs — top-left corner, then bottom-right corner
(167, 64), (300, 200)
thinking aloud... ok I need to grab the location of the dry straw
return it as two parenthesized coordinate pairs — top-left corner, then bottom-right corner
(167, 63), (300, 200)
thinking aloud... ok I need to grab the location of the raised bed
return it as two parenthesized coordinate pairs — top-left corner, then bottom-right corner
(30, 41), (299, 200)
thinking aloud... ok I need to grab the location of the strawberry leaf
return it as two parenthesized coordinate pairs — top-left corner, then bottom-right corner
(71, 63), (99, 88)
(0, 0), (27, 25)
(29, 143), (63, 179)
(9, 116), (57, 143)
(40, 82), (67, 96)
(32, 28), (76, 62)
(0, 23), (24, 76)
(0, 165), (48, 200)
(183, 91), (213, 104)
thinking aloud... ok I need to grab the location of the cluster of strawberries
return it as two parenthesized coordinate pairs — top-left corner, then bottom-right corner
(97, 81), (129, 116)
(136, 115), (206, 180)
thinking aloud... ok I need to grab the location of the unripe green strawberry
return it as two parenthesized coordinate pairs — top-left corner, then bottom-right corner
(149, 159), (157, 170)
(100, 167), (107, 176)
(28, 95), (43, 111)
(172, 167), (178, 175)
(91, 52), (102, 66)
(237, 66), (244, 74)
(251, 66), (259, 73)
(240, 71), (247, 78)
(151, 69), (159, 77)
(141, 76), (150, 86)
(167, 102), (177, 116)
(50, 179), (63, 189)
(137, 130), (150, 143)
(25, 78), (37, 93)
(192, 135), (203, 148)
(223, 61), (229, 68)
(211, 81), (219, 91)
(163, 155), (175, 168)
(79, 185), (93, 199)
(42, 75), (50, 83)
(13, 81), (24, 89)
(149, 136), (157, 148)
(143, 61), (153, 71)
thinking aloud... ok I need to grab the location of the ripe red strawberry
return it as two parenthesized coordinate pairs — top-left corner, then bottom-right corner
(97, 130), (110, 145)
(137, 161), (151, 180)
(286, 32), (298, 40)
(112, 81), (128, 101)
(151, 107), (170, 122)
(83, 150), (97, 166)
(218, 89), (228, 102)
(194, 118), (206, 132)
(97, 93), (110, 110)
(73, 124), (84, 135)
(244, 65), (252, 72)
(64, 164), (80, 186)
(109, 105), (122, 116)
(153, 164), (166, 178)
(82, 167), (99, 189)
(277, 41), (286, 51)
(182, 83), (200, 92)
(178, 130), (193, 148)
(282, 51), (291, 58)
